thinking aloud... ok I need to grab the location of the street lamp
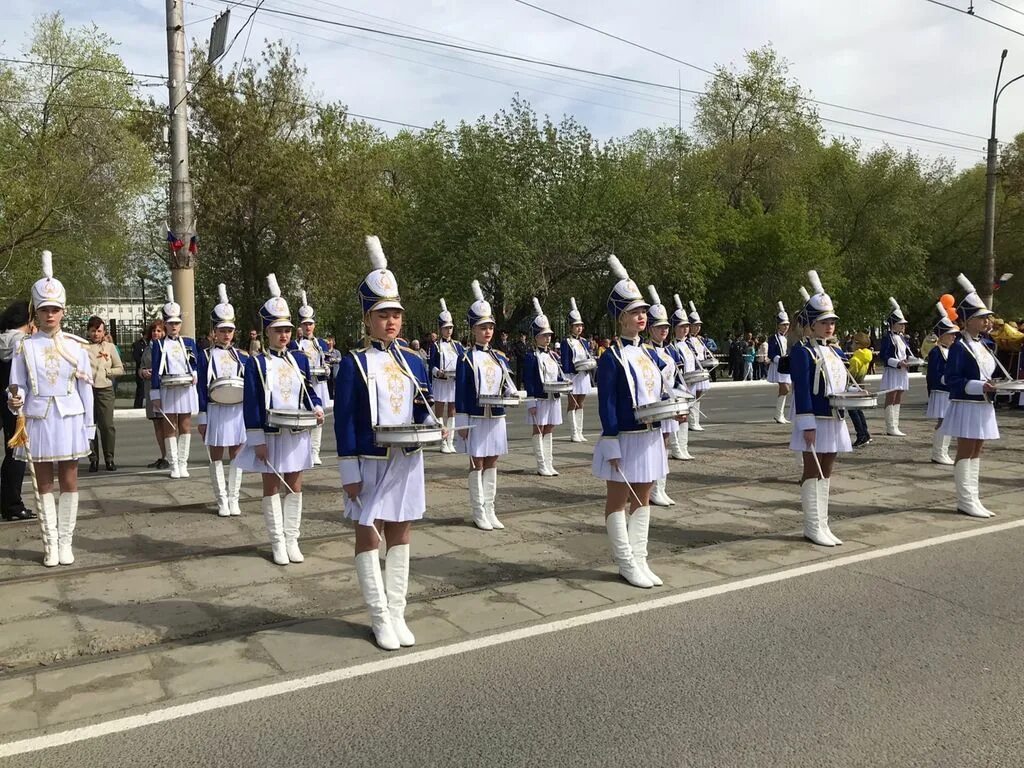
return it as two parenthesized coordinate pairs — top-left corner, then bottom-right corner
(983, 49), (1024, 309)
(139, 271), (147, 322)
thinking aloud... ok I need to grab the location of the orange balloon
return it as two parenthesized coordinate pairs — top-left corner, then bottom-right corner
(948, 307), (959, 321)
(940, 294), (956, 308)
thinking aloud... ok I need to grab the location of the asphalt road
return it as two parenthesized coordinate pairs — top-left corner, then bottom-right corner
(55, 384), (931, 482)
(5, 524), (1021, 768)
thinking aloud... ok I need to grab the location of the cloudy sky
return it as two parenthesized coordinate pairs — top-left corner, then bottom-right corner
(5, 0), (1024, 167)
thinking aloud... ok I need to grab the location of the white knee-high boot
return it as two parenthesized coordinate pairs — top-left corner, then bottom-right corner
(262, 495), (289, 565)
(775, 395), (789, 424)
(468, 469), (490, 530)
(817, 478), (841, 545)
(37, 492), (58, 567)
(533, 434), (553, 476)
(482, 467), (503, 529)
(677, 420), (693, 459)
(575, 409), (587, 441)
(384, 544), (415, 647)
(690, 401), (704, 431)
(885, 404), (906, 436)
(970, 458), (994, 517)
(627, 506), (662, 586)
(57, 492), (78, 565)
(650, 477), (674, 506)
(606, 510), (653, 588)
(355, 550), (399, 651)
(310, 425), (323, 465)
(802, 479), (834, 546)
(931, 430), (954, 465)
(668, 431), (684, 460)
(227, 463), (243, 515)
(164, 436), (180, 478)
(543, 432), (558, 476)
(954, 459), (987, 517)
(209, 460), (229, 516)
(283, 492), (304, 562)
(177, 433), (191, 477)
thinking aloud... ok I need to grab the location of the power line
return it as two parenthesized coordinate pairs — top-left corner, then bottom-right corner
(921, 0), (1024, 37)
(512, 0), (987, 141)
(0, 56), (165, 82)
(989, 0), (1024, 17)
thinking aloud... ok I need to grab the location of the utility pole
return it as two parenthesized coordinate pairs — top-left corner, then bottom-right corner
(165, 0), (196, 338)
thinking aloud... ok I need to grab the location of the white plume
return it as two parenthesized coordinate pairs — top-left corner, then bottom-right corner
(935, 301), (947, 320)
(166, 285), (175, 303)
(570, 297), (578, 312)
(607, 254), (628, 280)
(888, 296), (900, 311)
(301, 290), (308, 307)
(217, 283), (228, 304)
(808, 270), (824, 295)
(471, 280), (484, 302)
(798, 286), (810, 301)
(688, 301), (697, 313)
(674, 294), (683, 312)
(41, 250), (53, 279)
(266, 273), (281, 298)
(532, 297), (544, 317)
(777, 301), (785, 313)
(956, 273), (976, 294)
(440, 298), (448, 313)
(365, 235), (388, 270)
(648, 285), (661, 306)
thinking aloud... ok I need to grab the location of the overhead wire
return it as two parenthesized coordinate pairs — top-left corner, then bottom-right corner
(920, 0), (1024, 37)
(989, 0), (1024, 17)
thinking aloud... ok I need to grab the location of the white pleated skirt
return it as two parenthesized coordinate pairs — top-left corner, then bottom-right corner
(456, 417), (508, 458)
(660, 417), (679, 435)
(343, 450), (425, 526)
(312, 379), (333, 410)
(691, 378), (710, 393)
(527, 398), (563, 426)
(571, 372), (592, 396)
(235, 429), (312, 474)
(592, 430), (667, 483)
(926, 391), (950, 420)
(940, 401), (999, 441)
(433, 377), (456, 403)
(880, 367), (910, 392)
(205, 403), (247, 447)
(25, 413), (90, 463)
(158, 384), (198, 415)
(789, 417), (853, 454)
(767, 362), (791, 384)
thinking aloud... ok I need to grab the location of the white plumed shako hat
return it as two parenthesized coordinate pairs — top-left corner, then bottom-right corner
(567, 297), (583, 326)
(467, 281), (494, 327)
(298, 290), (316, 324)
(31, 250), (66, 310)
(531, 297), (552, 338)
(803, 270), (838, 324)
(259, 273), (292, 329)
(955, 273), (994, 321)
(438, 298), (454, 328)
(358, 236), (404, 314)
(162, 284), (182, 324)
(211, 283), (235, 329)
(605, 255), (648, 318)
(647, 286), (670, 327)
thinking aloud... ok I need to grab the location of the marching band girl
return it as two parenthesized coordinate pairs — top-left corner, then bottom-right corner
(767, 302), (792, 424)
(668, 295), (695, 460)
(593, 256), (674, 589)
(686, 301), (713, 432)
(524, 297), (564, 476)
(561, 298), (593, 442)
(237, 274), (324, 565)
(197, 284), (247, 517)
(150, 285), (199, 479)
(880, 297), (911, 437)
(292, 291), (332, 465)
(335, 236), (435, 651)
(926, 302), (959, 466)
(646, 287), (682, 507)
(429, 301), (463, 454)
(455, 280), (516, 531)
(7, 251), (94, 566)
(941, 274), (1000, 518)
(790, 270), (850, 547)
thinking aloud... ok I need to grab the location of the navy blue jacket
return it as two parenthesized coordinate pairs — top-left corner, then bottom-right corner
(560, 336), (593, 375)
(767, 333), (787, 364)
(197, 345), (248, 413)
(790, 340), (849, 430)
(880, 331), (907, 369)
(524, 348), (563, 400)
(242, 350), (321, 436)
(944, 335), (992, 403)
(288, 337), (331, 381)
(925, 345), (949, 395)
(455, 345), (513, 418)
(596, 340), (668, 438)
(334, 342), (433, 460)
(150, 336), (198, 394)
(428, 339), (464, 379)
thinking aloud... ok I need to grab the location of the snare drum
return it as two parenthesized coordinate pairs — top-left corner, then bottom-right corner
(267, 409), (318, 430)
(700, 358), (718, 370)
(634, 397), (691, 424)
(543, 380), (573, 395)
(309, 366), (329, 379)
(574, 358), (597, 373)
(160, 373), (194, 388)
(682, 370), (711, 385)
(828, 391), (880, 410)
(905, 356), (925, 368)
(478, 394), (523, 407)
(992, 379), (1024, 392)
(374, 423), (444, 446)
(209, 376), (244, 405)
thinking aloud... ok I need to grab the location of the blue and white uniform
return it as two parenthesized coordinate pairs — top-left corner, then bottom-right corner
(455, 344), (513, 459)
(429, 337), (462, 404)
(925, 345), (951, 420)
(292, 290), (332, 466)
(523, 346), (564, 427)
(879, 332), (911, 392)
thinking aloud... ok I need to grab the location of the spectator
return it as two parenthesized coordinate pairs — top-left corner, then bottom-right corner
(0, 300), (35, 521)
(198, 330), (213, 351)
(131, 332), (147, 408)
(140, 320), (170, 469)
(729, 334), (745, 382)
(848, 333), (874, 447)
(86, 316), (124, 472)
(511, 332), (528, 387)
(756, 335), (769, 380)
(742, 341), (755, 381)
(410, 338), (428, 363)
(247, 329), (263, 356)
(325, 335), (342, 401)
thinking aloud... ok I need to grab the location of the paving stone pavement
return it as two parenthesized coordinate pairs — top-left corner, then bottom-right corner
(0, 408), (1020, 738)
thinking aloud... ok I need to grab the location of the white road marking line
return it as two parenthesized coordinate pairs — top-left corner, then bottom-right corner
(2, 517), (1022, 757)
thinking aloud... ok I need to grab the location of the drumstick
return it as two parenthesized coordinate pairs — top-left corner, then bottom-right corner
(615, 465), (645, 509)
(809, 445), (825, 481)
(263, 458), (295, 495)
